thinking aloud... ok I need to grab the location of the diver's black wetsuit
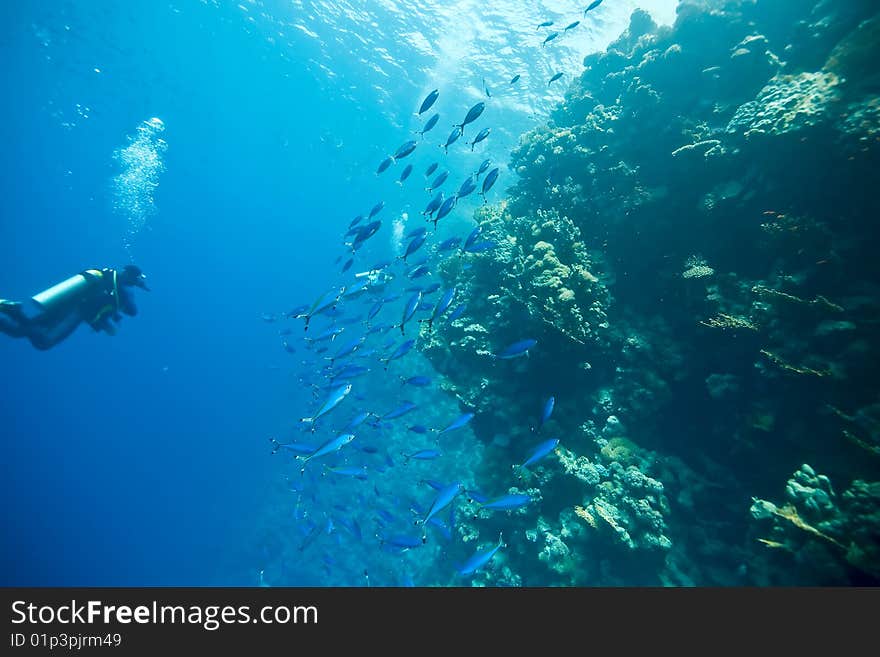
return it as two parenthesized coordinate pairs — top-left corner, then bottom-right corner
(0, 268), (140, 351)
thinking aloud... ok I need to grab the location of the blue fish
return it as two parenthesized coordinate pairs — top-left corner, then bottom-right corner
(382, 534), (423, 551)
(427, 516), (453, 541)
(442, 128), (462, 154)
(340, 278), (371, 299)
(422, 287), (456, 328)
(370, 259), (393, 272)
(324, 465), (368, 479)
(454, 102), (485, 134)
(320, 306), (345, 318)
(565, 20), (580, 31)
(350, 220), (381, 251)
(381, 400), (417, 421)
(433, 196), (457, 228)
(402, 375), (432, 387)
(465, 489), (491, 504)
(297, 433), (356, 472)
(404, 449), (442, 462)
(397, 164), (413, 185)
(476, 158), (492, 177)
(536, 20), (553, 29)
(394, 140), (418, 160)
(367, 323), (394, 335)
(437, 236), (462, 252)
(437, 411), (474, 436)
(401, 233), (428, 262)
(480, 494), (532, 511)
(409, 425), (429, 434)
(398, 291), (423, 334)
(329, 336), (364, 363)
(269, 438), (316, 455)
(369, 201), (385, 219)
(344, 411), (371, 432)
(457, 176), (478, 198)
(303, 326), (345, 345)
(341, 258), (354, 273)
(548, 72), (564, 85)
(425, 162), (439, 177)
(457, 533), (504, 576)
(376, 156), (394, 175)
(462, 240), (495, 254)
(518, 437), (560, 469)
(538, 396), (555, 429)
(349, 214), (364, 229)
(406, 226), (428, 240)
(382, 339), (416, 367)
(495, 338), (537, 359)
(336, 517), (362, 541)
(287, 303), (310, 317)
(418, 89), (439, 115)
(298, 522), (323, 552)
(509, 74), (521, 84)
(423, 191), (445, 218)
(329, 364), (369, 381)
(295, 286), (343, 330)
(350, 519), (363, 540)
(300, 383), (352, 425)
(418, 483), (464, 536)
(481, 167), (499, 201)
(542, 32), (559, 47)
(585, 0), (603, 16)
(463, 225), (482, 250)
(446, 303), (467, 322)
(428, 170), (449, 192)
(367, 300), (384, 321)
(468, 127), (491, 151)
(422, 282), (442, 295)
(418, 113), (440, 138)
(408, 264), (431, 280)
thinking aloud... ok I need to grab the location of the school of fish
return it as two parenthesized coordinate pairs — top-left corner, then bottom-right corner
(264, 2), (609, 586)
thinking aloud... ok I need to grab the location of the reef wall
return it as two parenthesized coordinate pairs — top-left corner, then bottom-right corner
(422, 0), (880, 585)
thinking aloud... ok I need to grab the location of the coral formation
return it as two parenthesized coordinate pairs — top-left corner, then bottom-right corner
(420, 0), (880, 585)
(750, 465), (880, 582)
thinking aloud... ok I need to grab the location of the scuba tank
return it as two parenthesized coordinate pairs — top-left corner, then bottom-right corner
(31, 269), (112, 318)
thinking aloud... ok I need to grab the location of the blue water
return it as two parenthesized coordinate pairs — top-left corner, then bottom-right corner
(0, 0), (678, 585)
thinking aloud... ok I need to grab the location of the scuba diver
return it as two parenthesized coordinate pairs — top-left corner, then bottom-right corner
(0, 265), (149, 350)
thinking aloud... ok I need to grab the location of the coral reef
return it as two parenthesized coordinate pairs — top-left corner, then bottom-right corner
(750, 465), (880, 583)
(421, 0), (880, 585)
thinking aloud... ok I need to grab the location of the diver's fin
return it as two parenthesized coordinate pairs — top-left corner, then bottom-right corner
(0, 300), (23, 318)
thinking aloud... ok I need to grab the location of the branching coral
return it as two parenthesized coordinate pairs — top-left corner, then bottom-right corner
(758, 349), (832, 377)
(750, 465), (880, 579)
(700, 313), (758, 331)
(751, 286), (845, 313)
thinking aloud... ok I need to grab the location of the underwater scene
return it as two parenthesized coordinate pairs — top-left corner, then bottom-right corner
(1, 0), (878, 587)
